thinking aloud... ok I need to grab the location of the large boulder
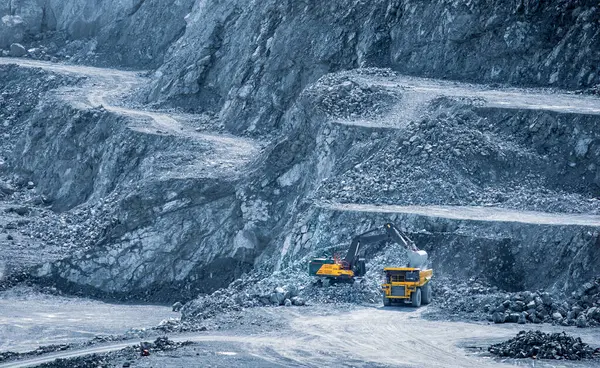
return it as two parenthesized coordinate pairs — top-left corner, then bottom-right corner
(493, 312), (506, 324)
(269, 287), (287, 305)
(9, 43), (27, 57)
(506, 313), (520, 323)
(576, 315), (588, 328)
(0, 16), (25, 48)
(172, 301), (183, 312)
(291, 296), (305, 306)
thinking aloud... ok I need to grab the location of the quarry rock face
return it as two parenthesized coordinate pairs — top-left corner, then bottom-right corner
(0, 1), (599, 307)
(0, 15), (26, 48)
(149, 0), (600, 133)
(0, 0), (195, 66)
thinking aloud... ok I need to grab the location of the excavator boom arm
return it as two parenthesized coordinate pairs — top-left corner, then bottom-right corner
(344, 223), (427, 269)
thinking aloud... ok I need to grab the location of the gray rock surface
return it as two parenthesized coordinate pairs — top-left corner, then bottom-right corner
(0, 0), (599, 326)
(148, 0), (600, 133)
(9, 43), (26, 57)
(0, 0), (195, 67)
(0, 15), (25, 48)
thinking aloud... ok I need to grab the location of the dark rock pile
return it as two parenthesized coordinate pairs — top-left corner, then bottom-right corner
(429, 277), (504, 322)
(309, 73), (400, 119)
(146, 337), (193, 352)
(488, 277), (600, 327)
(488, 330), (599, 360)
(36, 354), (113, 368)
(428, 276), (600, 328)
(0, 344), (70, 364)
(4, 337), (191, 368)
(318, 95), (600, 215)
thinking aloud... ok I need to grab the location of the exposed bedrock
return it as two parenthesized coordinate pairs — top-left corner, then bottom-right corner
(6, 65), (600, 302)
(148, 0), (600, 133)
(0, 0), (194, 66)
(10, 92), (261, 300)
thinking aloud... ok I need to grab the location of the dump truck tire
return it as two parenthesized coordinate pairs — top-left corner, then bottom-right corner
(421, 283), (432, 305)
(411, 288), (422, 307)
(382, 294), (391, 306)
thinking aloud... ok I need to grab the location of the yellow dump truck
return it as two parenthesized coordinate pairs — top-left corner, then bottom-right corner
(379, 225), (432, 307)
(381, 267), (433, 307)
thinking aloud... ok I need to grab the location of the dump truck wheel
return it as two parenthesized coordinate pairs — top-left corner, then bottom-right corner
(411, 288), (422, 307)
(382, 294), (391, 306)
(421, 283), (432, 305)
(353, 278), (364, 289)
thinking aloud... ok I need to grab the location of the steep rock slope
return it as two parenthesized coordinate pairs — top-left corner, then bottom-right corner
(4, 60), (599, 302)
(0, 0), (194, 67)
(149, 0), (600, 133)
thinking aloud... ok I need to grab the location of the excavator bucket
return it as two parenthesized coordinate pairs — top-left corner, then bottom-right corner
(408, 250), (428, 269)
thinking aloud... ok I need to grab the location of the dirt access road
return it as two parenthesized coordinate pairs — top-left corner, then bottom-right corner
(2, 306), (599, 367)
(4, 57), (599, 227)
(0, 57), (260, 179)
(320, 202), (600, 227)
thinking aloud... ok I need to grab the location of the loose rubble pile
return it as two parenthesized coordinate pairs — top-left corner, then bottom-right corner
(180, 244), (416, 324)
(181, 270), (308, 322)
(488, 330), (599, 360)
(487, 277), (600, 327)
(181, 260), (388, 323)
(146, 337), (193, 351)
(37, 353), (114, 368)
(309, 73), (400, 119)
(16, 195), (120, 254)
(1, 337), (190, 367)
(429, 276), (600, 327)
(0, 65), (84, 160)
(0, 344), (70, 364)
(317, 89), (600, 215)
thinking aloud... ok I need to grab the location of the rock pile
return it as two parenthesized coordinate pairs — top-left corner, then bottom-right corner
(146, 337), (192, 352)
(301, 282), (379, 305)
(309, 73), (400, 119)
(181, 271), (309, 321)
(0, 65), (84, 160)
(317, 86), (600, 215)
(181, 258), (386, 323)
(488, 330), (599, 360)
(428, 276), (600, 328)
(488, 277), (600, 327)
(0, 344), (70, 364)
(429, 277), (504, 322)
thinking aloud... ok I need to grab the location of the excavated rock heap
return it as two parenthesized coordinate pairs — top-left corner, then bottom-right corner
(489, 277), (600, 327)
(181, 271), (309, 321)
(488, 330), (599, 360)
(310, 72), (400, 119)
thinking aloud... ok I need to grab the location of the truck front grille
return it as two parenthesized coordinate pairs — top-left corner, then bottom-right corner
(391, 286), (406, 297)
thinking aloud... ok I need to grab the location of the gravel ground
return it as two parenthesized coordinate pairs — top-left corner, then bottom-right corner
(0, 287), (175, 353)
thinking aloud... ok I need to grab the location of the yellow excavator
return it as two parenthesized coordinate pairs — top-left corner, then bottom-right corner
(308, 223), (428, 287)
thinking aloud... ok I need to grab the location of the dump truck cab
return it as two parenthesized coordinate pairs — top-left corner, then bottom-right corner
(381, 267), (433, 307)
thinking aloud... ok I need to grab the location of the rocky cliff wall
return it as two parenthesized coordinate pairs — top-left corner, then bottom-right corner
(0, 0), (194, 67)
(149, 0), (600, 133)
